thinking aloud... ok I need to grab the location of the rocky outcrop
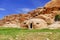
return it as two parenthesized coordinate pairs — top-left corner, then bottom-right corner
(0, 0), (60, 29)
(48, 21), (60, 29)
(0, 14), (32, 28)
(0, 8), (58, 28)
(45, 0), (60, 8)
(20, 18), (48, 29)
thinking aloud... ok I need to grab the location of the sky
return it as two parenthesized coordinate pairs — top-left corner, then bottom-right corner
(0, 0), (50, 19)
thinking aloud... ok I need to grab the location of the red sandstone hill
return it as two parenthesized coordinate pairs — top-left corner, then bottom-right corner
(0, 0), (60, 27)
(45, 0), (60, 8)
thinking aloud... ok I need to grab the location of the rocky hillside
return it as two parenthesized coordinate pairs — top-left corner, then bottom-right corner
(0, 0), (60, 28)
(45, 0), (60, 8)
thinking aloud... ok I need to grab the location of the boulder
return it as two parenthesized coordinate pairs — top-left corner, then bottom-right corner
(20, 18), (48, 29)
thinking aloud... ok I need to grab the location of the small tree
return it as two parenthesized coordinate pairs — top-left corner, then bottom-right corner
(55, 15), (60, 21)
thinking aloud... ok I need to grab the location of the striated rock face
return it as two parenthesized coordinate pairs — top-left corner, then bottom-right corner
(35, 13), (55, 24)
(0, 13), (32, 28)
(44, 0), (60, 15)
(0, 14), (21, 28)
(45, 0), (60, 8)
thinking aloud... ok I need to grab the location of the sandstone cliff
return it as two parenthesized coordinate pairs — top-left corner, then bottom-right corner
(45, 0), (60, 8)
(0, 0), (60, 29)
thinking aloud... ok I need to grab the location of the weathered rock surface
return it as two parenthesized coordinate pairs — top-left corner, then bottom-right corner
(0, 0), (60, 29)
(45, 0), (60, 8)
(48, 21), (60, 29)
(20, 18), (48, 29)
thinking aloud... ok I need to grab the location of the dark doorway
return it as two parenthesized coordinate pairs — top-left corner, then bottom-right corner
(30, 23), (32, 29)
(59, 8), (60, 10)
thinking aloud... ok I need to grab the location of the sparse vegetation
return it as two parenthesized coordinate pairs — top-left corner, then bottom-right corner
(55, 15), (60, 21)
(0, 27), (60, 40)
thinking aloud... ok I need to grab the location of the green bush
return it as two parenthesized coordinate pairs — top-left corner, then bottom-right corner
(55, 15), (60, 21)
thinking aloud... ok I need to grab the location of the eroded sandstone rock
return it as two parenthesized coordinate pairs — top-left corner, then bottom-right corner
(48, 21), (60, 29)
(45, 0), (60, 8)
(0, 0), (60, 29)
(20, 18), (48, 29)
